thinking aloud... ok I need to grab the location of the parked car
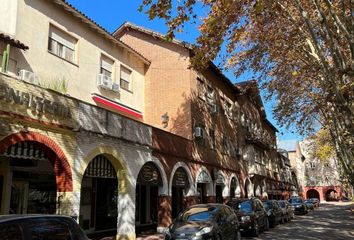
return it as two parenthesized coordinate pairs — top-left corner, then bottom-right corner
(0, 215), (89, 240)
(309, 198), (320, 207)
(304, 199), (315, 211)
(165, 204), (241, 240)
(278, 200), (294, 222)
(262, 200), (283, 227)
(288, 197), (308, 215)
(227, 198), (269, 237)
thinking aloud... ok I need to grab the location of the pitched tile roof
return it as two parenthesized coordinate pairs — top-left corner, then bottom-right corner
(0, 33), (29, 50)
(51, 0), (150, 64)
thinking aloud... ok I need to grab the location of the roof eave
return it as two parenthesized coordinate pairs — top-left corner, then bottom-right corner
(52, 1), (150, 65)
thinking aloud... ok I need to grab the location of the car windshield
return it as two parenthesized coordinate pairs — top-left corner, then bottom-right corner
(289, 198), (302, 204)
(262, 202), (272, 210)
(178, 206), (217, 222)
(278, 201), (285, 208)
(238, 201), (253, 212)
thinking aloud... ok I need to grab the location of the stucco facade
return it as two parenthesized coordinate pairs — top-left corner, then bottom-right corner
(0, 0), (148, 119)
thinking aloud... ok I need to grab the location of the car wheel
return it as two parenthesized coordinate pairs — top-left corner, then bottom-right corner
(269, 217), (276, 228)
(264, 218), (270, 231)
(234, 230), (241, 240)
(251, 221), (259, 237)
(281, 215), (285, 224)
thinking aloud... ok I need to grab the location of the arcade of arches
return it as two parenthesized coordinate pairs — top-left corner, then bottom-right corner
(304, 186), (342, 202)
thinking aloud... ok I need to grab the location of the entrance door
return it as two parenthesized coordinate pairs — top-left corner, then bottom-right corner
(136, 162), (162, 233)
(95, 178), (117, 230)
(171, 167), (189, 219)
(215, 185), (223, 203)
(172, 186), (184, 218)
(197, 183), (207, 204)
(10, 181), (28, 214)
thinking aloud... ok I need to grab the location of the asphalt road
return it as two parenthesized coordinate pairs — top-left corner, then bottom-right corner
(250, 202), (354, 240)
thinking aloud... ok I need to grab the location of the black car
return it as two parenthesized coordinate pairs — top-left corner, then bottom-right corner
(288, 197), (308, 215)
(262, 200), (283, 227)
(304, 199), (315, 211)
(227, 198), (269, 237)
(278, 200), (294, 222)
(165, 204), (241, 240)
(0, 214), (89, 240)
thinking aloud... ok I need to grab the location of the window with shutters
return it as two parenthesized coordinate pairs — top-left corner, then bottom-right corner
(48, 25), (77, 63)
(120, 65), (132, 91)
(100, 55), (114, 78)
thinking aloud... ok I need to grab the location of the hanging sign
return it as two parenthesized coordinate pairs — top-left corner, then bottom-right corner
(173, 168), (189, 187)
(138, 163), (161, 185)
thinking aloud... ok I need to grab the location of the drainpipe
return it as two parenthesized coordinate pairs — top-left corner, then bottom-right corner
(1, 44), (10, 73)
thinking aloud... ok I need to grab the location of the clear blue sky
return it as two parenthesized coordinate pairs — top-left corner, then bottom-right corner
(66, 0), (302, 146)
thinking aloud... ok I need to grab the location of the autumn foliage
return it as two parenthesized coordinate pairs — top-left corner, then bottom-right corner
(140, 0), (354, 186)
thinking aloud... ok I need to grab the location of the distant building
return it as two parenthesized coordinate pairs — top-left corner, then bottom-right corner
(288, 140), (344, 201)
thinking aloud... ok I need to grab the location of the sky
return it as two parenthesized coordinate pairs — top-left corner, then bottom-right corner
(66, 0), (302, 149)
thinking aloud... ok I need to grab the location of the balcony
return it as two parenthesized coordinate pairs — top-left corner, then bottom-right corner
(249, 162), (267, 177)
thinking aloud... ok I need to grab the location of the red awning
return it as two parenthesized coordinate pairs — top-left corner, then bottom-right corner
(92, 94), (143, 119)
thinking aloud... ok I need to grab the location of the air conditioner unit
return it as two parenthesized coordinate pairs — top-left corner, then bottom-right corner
(97, 74), (113, 90)
(111, 83), (120, 92)
(19, 70), (40, 85)
(194, 127), (204, 138)
(235, 148), (242, 156)
(210, 103), (219, 114)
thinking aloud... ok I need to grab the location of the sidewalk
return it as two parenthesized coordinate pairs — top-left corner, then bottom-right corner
(136, 233), (164, 240)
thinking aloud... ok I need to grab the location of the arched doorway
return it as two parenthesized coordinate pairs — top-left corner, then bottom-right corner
(254, 184), (262, 198)
(244, 178), (253, 198)
(306, 189), (320, 199)
(0, 141), (60, 214)
(326, 189), (337, 201)
(196, 168), (212, 204)
(171, 167), (190, 219)
(80, 155), (118, 231)
(229, 176), (241, 199)
(136, 162), (163, 232)
(215, 171), (225, 204)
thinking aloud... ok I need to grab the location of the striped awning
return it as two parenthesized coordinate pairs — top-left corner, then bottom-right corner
(84, 155), (116, 179)
(1, 141), (48, 161)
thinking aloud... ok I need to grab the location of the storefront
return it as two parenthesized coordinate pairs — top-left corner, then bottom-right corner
(171, 167), (189, 218)
(136, 162), (162, 233)
(215, 172), (225, 204)
(80, 155), (118, 231)
(196, 169), (212, 204)
(1, 141), (57, 214)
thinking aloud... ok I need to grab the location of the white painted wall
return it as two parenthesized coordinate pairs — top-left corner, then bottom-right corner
(0, 0), (17, 36)
(4, 0), (147, 115)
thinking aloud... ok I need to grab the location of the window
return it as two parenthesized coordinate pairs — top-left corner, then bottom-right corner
(0, 223), (23, 240)
(206, 86), (215, 105)
(309, 162), (316, 169)
(100, 56), (114, 78)
(209, 129), (215, 149)
(48, 26), (77, 63)
(120, 66), (131, 91)
(29, 218), (71, 240)
(197, 77), (206, 100)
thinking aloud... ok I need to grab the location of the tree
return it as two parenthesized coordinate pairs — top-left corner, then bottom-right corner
(140, 0), (354, 186)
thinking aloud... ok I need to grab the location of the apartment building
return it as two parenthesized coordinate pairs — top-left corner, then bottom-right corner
(0, 1), (296, 239)
(0, 1), (157, 240)
(115, 22), (288, 229)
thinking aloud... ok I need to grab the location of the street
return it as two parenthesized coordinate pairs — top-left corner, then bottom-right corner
(251, 202), (354, 240)
(137, 202), (354, 240)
